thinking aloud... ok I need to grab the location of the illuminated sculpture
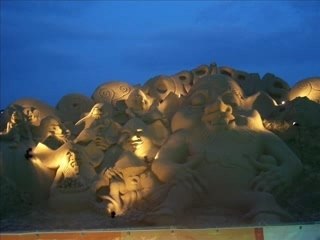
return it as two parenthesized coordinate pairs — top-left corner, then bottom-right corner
(0, 105), (28, 147)
(287, 77), (320, 103)
(124, 88), (165, 126)
(219, 67), (290, 103)
(0, 63), (319, 229)
(149, 75), (302, 224)
(56, 93), (94, 137)
(92, 118), (168, 216)
(142, 75), (183, 125)
(48, 149), (91, 211)
(92, 81), (133, 106)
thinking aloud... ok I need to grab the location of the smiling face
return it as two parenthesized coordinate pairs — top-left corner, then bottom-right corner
(121, 128), (154, 159)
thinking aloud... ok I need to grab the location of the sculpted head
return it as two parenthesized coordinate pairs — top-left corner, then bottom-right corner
(40, 116), (69, 142)
(10, 111), (21, 124)
(65, 151), (80, 176)
(58, 150), (80, 179)
(143, 75), (184, 103)
(92, 81), (133, 106)
(120, 118), (155, 159)
(23, 107), (40, 125)
(125, 89), (153, 114)
(172, 74), (245, 132)
(7, 105), (24, 125)
(89, 103), (104, 120)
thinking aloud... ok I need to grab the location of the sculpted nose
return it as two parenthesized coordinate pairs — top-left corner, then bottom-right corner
(204, 98), (232, 114)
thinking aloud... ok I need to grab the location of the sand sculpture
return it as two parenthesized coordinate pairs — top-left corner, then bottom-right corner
(1, 62), (320, 229)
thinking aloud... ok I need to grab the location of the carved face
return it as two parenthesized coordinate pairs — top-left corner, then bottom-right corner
(143, 75), (182, 102)
(122, 128), (154, 159)
(48, 121), (64, 136)
(67, 151), (79, 175)
(41, 117), (69, 142)
(123, 175), (141, 192)
(10, 111), (21, 124)
(23, 107), (40, 124)
(90, 103), (104, 119)
(125, 89), (153, 113)
(93, 122), (120, 150)
(172, 75), (244, 132)
(199, 92), (236, 131)
(61, 151), (80, 178)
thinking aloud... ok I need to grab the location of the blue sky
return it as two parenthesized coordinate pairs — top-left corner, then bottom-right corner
(1, 1), (319, 108)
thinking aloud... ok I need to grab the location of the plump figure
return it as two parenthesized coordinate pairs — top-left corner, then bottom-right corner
(149, 74), (302, 225)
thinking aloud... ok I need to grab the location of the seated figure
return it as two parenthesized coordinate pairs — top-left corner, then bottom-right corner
(148, 74), (303, 225)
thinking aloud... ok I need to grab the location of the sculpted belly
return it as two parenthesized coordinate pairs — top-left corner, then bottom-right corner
(194, 142), (258, 192)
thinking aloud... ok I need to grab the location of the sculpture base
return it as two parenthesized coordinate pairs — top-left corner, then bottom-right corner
(1, 224), (319, 240)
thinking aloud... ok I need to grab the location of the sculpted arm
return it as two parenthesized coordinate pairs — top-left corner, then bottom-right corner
(264, 132), (302, 176)
(252, 131), (303, 192)
(151, 131), (188, 183)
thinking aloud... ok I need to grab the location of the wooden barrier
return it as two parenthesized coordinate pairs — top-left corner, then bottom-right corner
(1, 224), (319, 240)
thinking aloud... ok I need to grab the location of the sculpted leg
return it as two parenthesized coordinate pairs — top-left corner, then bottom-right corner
(210, 190), (291, 224)
(144, 182), (200, 225)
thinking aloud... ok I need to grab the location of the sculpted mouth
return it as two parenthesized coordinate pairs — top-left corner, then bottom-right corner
(130, 138), (143, 149)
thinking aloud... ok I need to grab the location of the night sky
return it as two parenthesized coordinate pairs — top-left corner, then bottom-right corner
(1, 1), (319, 109)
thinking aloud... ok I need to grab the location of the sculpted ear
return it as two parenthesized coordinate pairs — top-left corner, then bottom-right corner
(243, 91), (277, 119)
